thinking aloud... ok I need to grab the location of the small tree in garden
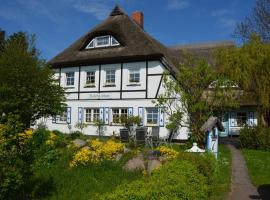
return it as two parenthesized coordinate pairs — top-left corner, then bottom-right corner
(0, 30), (65, 128)
(155, 54), (237, 145)
(75, 122), (88, 134)
(94, 120), (106, 138)
(120, 115), (141, 135)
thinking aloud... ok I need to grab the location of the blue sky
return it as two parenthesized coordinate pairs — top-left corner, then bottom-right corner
(0, 0), (255, 60)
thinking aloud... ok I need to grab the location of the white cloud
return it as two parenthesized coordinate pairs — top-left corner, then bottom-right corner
(219, 18), (236, 29)
(211, 9), (233, 17)
(69, 0), (111, 20)
(167, 0), (190, 10)
(69, 0), (129, 20)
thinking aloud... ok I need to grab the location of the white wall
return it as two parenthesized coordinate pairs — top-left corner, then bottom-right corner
(40, 60), (190, 140)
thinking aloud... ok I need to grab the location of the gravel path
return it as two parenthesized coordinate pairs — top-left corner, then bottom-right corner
(228, 143), (261, 200)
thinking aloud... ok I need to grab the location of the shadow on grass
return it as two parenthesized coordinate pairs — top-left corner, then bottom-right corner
(30, 175), (56, 199)
(258, 184), (270, 200)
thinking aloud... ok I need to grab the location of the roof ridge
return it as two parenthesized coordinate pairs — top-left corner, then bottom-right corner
(110, 5), (126, 16)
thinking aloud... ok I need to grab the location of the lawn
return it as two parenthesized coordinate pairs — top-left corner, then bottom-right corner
(242, 149), (270, 186)
(33, 149), (142, 200)
(210, 144), (232, 200)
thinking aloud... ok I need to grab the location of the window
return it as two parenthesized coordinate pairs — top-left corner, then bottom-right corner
(96, 36), (110, 47)
(66, 72), (74, 86)
(111, 36), (120, 46)
(112, 108), (128, 124)
(59, 108), (68, 122)
(236, 112), (247, 126)
(105, 68), (115, 85)
(129, 68), (140, 83)
(86, 71), (95, 85)
(146, 108), (159, 125)
(85, 108), (100, 123)
(85, 35), (120, 49)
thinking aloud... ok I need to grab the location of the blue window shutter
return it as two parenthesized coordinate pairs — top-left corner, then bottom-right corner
(105, 107), (109, 124)
(159, 108), (164, 127)
(230, 112), (236, 127)
(138, 107), (144, 126)
(52, 116), (56, 124)
(99, 107), (104, 122)
(67, 107), (71, 124)
(248, 112), (254, 126)
(78, 107), (83, 123)
(128, 107), (133, 116)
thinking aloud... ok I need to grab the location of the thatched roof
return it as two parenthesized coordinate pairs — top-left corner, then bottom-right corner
(169, 41), (235, 66)
(49, 5), (179, 73)
(200, 116), (225, 132)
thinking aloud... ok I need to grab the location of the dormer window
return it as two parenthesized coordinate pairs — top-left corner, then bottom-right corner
(86, 35), (120, 49)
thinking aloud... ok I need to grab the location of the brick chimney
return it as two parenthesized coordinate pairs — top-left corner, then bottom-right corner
(132, 11), (144, 29)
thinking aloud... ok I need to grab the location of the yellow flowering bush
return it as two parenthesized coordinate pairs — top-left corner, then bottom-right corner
(70, 138), (124, 167)
(17, 129), (34, 145)
(157, 146), (179, 160)
(45, 132), (57, 146)
(102, 139), (124, 160)
(69, 148), (92, 167)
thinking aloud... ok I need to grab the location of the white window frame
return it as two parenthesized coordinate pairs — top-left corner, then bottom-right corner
(85, 35), (120, 49)
(85, 108), (100, 123)
(65, 72), (75, 86)
(146, 107), (159, 126)
(111, 36), (120, 46)
(59, 107), (68, 122)
(112, 108), (128, 124)
(86, 71), (96, 86)
(235, 112), (248, 127)
(105, 68), (116, 85)
(128, 68), (140, 84)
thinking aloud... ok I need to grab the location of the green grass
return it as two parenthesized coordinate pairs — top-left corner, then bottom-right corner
(210, 145), (232, 200)
(242, 149), (270, 186)
(33, 150), (142, 200)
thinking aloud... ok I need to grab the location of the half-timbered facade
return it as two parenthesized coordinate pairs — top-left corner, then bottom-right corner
(41, 6), (258, 139)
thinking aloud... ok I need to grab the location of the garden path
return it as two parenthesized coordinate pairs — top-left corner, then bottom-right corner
(223, 138), (261, 200)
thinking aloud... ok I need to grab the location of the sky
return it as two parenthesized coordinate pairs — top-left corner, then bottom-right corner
(0, 0), (256, 60)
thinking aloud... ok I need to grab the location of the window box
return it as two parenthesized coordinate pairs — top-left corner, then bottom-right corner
(126, 83), (141, 86)
(104, 83), (116, 87)
(84, 83), (96, 88)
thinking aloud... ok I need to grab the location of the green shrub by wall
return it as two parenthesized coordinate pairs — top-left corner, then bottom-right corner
(240, 126), (270, 151)
(98, 159), (209, 200)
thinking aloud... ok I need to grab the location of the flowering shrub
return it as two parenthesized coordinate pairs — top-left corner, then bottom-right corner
(45, 132), (57, 146)
(102, 139), (124, 160)
(69, 148), (92, 167)
(69, 139), (124, 167)
(157, 146), (179, 160)
(17, 129), (34, 145)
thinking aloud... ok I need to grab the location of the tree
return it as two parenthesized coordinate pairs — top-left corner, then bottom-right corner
(0, 31), (65, 128)
(217, 36), (270, 126)
(155, 55), (237, 145)
(234, 0), (270, 42)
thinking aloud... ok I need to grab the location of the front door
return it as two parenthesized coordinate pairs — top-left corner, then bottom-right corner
(219, 113), (229, 137)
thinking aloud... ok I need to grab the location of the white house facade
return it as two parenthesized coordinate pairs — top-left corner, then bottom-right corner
(40, 6), (257, 139)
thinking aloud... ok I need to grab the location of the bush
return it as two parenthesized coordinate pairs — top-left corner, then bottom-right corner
(157, 146), (179, 160)
(69, 139), (124, 167)
(32, 128), (62, 167)
(178, 152), (216, 186)
(0, 118), (34, 200)
(240, 126), (270, 151)
(69, 130), (83, 140)
(98, 159), (209, 200)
